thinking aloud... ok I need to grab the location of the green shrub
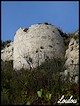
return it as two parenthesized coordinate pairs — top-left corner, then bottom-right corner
(23, 28), (28, 32)
(1, 40), (11, 49)
(1, 89), (9, 105)
(44, 22), (51, 25)
(1, 58), (79, 105)
(68, 34), (78, 40)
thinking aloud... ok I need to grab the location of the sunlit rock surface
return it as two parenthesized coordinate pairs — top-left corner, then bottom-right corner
(13, 24), (65, 70)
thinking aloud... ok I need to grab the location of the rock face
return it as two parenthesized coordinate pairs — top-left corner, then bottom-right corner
(13, 24), (65, 70)
(64, 32), (79, 83)
(1, 23), (79, 83)
(1, 42), (13, 61)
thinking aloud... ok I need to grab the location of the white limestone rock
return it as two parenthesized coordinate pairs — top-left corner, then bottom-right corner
(64, 36), (79, 83)
(13, 24), (65, 70)
(1, 42), (14, 61)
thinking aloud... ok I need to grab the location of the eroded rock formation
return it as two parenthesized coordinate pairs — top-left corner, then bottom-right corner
(62, 31), (79, 83)
(13, 24), (65, 70)
(1, 23), (79, 83)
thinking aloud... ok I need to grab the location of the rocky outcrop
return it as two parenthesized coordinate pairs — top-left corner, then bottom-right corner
(63, 32), (79, 83)
(1, 23), (79, 84)
(13, 24), (65, 70)
(1, 42), (13, 61)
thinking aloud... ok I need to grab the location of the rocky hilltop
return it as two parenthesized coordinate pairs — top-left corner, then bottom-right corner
(13, 24), (65, 70)
(1, 23), (79, 83)
(1, 23), (65, 70)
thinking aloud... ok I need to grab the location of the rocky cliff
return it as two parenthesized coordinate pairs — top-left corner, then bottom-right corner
(1, 23), (79, 83)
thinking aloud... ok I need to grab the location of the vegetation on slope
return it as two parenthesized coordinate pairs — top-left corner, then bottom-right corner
(1, 58), (79, 105)
(64, 32), (79, 50)
(1, 31), (79, 105)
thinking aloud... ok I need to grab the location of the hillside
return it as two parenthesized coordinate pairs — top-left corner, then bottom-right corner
(1, 23), (79, 105)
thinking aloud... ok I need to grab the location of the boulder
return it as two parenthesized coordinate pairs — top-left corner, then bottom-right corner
(13, 24), (65, 70)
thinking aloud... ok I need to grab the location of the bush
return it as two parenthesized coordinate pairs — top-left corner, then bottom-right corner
(64, 38), (70, 49)
(68, 34), (78, 40)
(23, 28), (28, 32)
(44, 22), (51, 25)
(1, 40), (11, 50)
(1, 58), (79, 105)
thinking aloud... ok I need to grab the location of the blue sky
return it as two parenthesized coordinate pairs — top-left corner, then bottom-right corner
(1, 1), (79, 41)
